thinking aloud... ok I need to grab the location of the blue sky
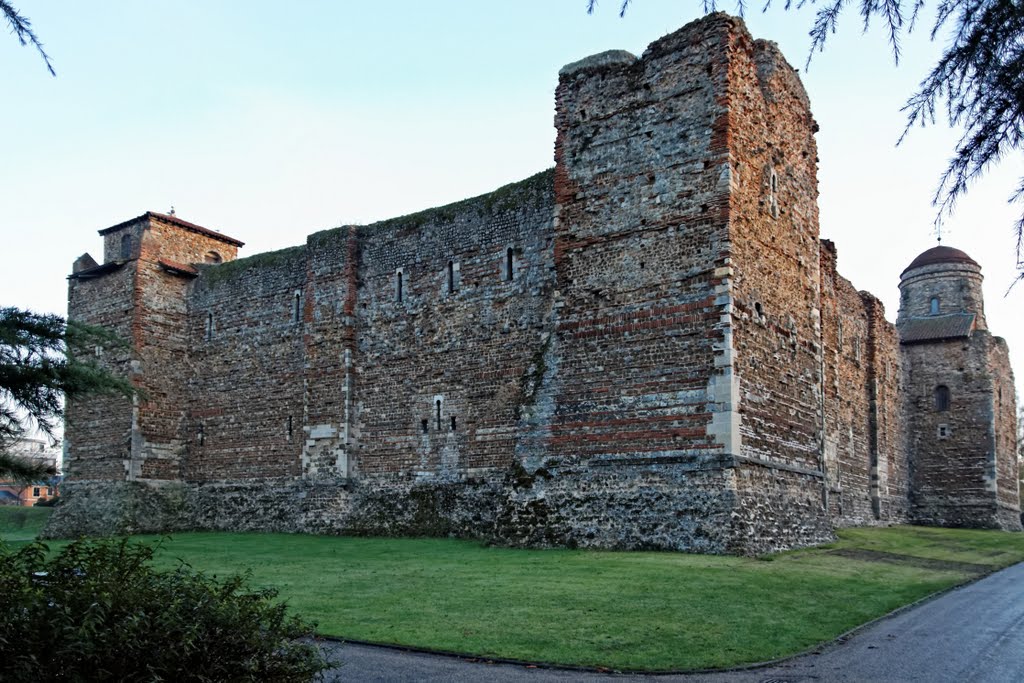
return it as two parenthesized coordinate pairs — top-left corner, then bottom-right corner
(3, 1), (1022, 394)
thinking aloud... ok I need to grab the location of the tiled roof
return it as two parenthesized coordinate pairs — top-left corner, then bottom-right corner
(67, 261), (125, 279)
(158, 258), (199, 277)
(899, 313), (976, 344)
(98, 212), (245, 247)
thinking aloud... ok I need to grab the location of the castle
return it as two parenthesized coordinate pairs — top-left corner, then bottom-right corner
(48, 14), (1021, 553)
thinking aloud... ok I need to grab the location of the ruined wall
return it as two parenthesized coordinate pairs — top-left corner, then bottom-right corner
(903, 334), (1007, 527)
(721, 27), (831, 550)
(819, 242), (908, 526)
(301, 226), (358, 482)
(506, 15), (744, 551)
(186, 246), (307, 481)
(354, 171), (554, 478)
(989, 338), (1021, 528)
(863, 294), (910, 522)
(132, 231), (192, 481)
(819, 242), (870, 521)
(63, 266), (135, 481)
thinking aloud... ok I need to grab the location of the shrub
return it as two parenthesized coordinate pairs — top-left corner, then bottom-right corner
(0, 538), (329, 682)
(33, 495), (59, 507)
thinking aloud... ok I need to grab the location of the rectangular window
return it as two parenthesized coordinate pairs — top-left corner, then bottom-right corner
(505, 248), (514, 281)
(32, 487), (40, 497)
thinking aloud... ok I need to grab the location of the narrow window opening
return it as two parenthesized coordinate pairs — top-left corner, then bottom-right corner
(505, 248), (514, 282)
(754, 302), (764, 318)
(930, 297), (940, 315)
(450, 415), (457, 431)
(198, 424), (205, 446)
(447, 260), (455, 294)
(120, 234), (132, 260)
(935, 385), (950, 411)
(287, 416), (293, 442)
(421, 418), (429, 434)
(436, 400), (442, 431)
(205, 312), (214, 341)
(293, 291), (301, 323)
(396, 270), (403, 303)
(938, 424), (950, 439)
(770, 169), (778, 194)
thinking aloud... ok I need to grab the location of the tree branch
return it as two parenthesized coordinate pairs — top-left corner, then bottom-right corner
(1, 0), (55, 76)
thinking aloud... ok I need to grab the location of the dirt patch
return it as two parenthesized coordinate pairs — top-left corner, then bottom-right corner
(827, 548), (991, 574)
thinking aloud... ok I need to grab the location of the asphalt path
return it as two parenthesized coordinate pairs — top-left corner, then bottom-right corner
(321, 560), (1024, 682)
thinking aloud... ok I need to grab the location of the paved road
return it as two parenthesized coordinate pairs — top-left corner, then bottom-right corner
(321, 561), (1024, 682)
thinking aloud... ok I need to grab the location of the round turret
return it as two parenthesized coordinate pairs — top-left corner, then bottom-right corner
(897, 245), (986, 330)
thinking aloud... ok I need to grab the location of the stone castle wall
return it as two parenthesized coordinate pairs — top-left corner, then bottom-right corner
(49, 13), (1019, 550)
(818, 242), (909, 527)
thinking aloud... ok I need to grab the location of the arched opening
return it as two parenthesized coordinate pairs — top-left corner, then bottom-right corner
(930, 297), (940, 315)
(935, 385), (950, 411)
(204, 251), (223, 264)
(396, 270), (403, 303)
(447, 260), (455, 294)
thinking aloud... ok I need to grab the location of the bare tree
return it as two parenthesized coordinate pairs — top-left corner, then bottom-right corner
(2, 0), (54, 75)
(587, 1), (1024, 278)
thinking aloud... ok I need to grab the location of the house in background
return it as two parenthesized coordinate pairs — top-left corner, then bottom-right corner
(0, 437), (62, 506)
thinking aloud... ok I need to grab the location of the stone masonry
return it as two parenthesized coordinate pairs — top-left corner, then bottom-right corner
(48, 14), (1021, 552)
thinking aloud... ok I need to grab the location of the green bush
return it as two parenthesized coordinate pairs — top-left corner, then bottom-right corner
(0, 538), (329, 682)
(33, 495), (59, 507)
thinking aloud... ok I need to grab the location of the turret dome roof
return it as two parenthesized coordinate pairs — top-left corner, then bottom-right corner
(901, 245), (979, 276)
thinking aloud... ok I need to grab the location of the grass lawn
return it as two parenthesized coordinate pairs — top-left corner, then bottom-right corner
(0, 505), (54, 543)
(4, 508), (1024, 671)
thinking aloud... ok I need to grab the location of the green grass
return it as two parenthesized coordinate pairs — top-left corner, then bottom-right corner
(0, 506), (54, 543)
(5, 510), (1024, 671)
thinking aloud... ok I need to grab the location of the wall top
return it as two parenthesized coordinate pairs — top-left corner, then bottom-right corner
(558, 49), (637, 77)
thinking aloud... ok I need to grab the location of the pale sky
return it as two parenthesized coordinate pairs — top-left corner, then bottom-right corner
(3, 1), (1022, 397)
